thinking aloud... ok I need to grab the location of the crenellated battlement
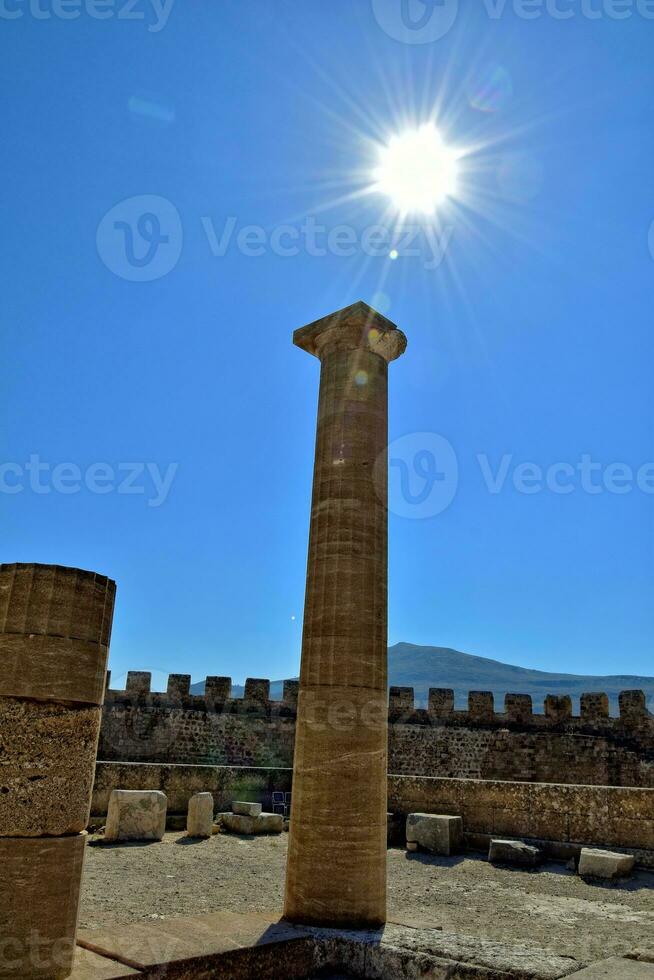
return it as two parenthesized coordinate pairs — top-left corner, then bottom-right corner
(104, 671), (299, 714)
(103, 671), (653, 731)
(388, 686), (653, 730)
(99, 672), (654, 786)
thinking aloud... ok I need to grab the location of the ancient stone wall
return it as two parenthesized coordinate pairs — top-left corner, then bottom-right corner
(90, 762), (654, 866)
(98, 673), (654, 788)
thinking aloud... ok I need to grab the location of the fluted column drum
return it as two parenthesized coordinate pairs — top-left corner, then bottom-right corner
(0, 563), (116, 978)
(284, 302), (406, 928)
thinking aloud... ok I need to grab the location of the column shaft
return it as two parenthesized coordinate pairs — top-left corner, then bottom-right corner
(284, 302), (406, 927)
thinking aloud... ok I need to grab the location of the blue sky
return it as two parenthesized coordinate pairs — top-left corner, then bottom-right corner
(2, 0), (652, 688)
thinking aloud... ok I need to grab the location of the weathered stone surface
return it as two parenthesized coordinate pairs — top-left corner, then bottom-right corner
(578, 848), (635, 879)
(104, 789), (167, 842)
(406, 813), (463, 856)
(92, 762), (293, 818)
(284, 302), (406, 929)
(567, 958), (654, 978)
(220, 811), (283, 835)
(489, 838), (542, 867)
(0, 634), (110, 706)
(90, 765), (654, 867)
(0, 563), (115, 643)
(388, 775), (654, 857)
(0, 833), (86, 979)
(77, 911), (313, 977)
(0, 563), (115, 705)
(376, 922), (581, 978)
(76, 911), (583, 980)
(187, 792), (213, 838)
(232, 801), (262, 816)
(97, 682), (654, 790)
(0, 696), (101, 836)
(69, 946), (140, 978)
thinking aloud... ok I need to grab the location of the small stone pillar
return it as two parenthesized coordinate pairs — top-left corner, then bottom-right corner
(284, 301), (407, 928)
(0, 563), (116, 978)
(187, 792), (214, 838)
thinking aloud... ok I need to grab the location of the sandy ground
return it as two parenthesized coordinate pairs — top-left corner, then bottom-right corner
(80, 832), (654, 966)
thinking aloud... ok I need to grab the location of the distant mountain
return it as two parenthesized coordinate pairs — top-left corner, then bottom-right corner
(190, 642), (654, 715)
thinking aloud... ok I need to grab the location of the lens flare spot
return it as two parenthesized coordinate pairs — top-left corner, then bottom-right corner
(371, 291), (391, 313)
(355, 370), (369, 387)
(127, 95), (175, 125)
(389, 249), (399, 260)
(468, 64), (513, 113)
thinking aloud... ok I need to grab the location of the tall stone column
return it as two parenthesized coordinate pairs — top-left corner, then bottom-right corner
(0, 563), (116, 978)
(284, 301), (407, 928)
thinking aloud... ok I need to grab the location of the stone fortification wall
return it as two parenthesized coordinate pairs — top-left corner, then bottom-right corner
(90, 762), (654, 867)
(98, 672), (654, 788)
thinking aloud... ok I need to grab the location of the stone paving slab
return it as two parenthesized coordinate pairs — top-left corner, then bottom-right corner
(76, 910), (585, 979)
(77, 910), (300, 969)
(567, 957), (654, 978)
(70, 946), (140, 978)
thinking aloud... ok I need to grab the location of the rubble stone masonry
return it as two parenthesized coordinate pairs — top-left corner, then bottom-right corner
(98, 674), (654, 788)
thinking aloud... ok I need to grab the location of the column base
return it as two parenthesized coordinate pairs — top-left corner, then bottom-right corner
(0, 833), (86, 979)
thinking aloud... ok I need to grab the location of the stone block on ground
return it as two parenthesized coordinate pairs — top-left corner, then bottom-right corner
(578, 848), (635, 880)
(0, 833), (86, 979)
(0, 695), (102, 837)
(232, 801), (262, 817)
(489, 839), (542, 867)
(104, 789), (167, 842)
(221, 811), (283, 835)
(187, 792), (214, 838)
(406, 813), (463, 856)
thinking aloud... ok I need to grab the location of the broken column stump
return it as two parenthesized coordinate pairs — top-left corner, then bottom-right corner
(187, 793), (214, 839)
(0, 563), (116, 979)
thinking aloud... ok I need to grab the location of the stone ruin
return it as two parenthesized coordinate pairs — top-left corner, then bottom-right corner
(1, 302), (653, 978)
(98, 670), (654, 788)
(0, 562), (116, 978)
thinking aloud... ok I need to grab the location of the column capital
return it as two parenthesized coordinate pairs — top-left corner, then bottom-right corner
(293, 300), (407, 363)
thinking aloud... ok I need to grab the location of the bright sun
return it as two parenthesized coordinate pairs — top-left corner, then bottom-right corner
(372, 124), (459, 215)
